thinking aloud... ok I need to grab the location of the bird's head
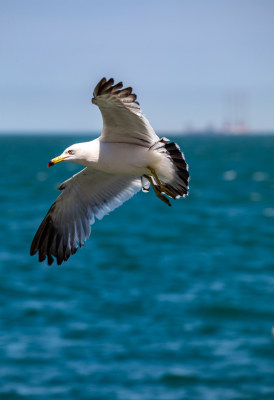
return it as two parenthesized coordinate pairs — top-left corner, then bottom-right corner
(47, 143), (86, 167)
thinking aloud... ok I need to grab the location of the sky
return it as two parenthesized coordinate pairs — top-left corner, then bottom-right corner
(0, 0), (274, 133)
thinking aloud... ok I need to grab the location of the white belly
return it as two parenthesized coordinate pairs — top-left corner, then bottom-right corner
(88, 142), (152, 175)
(77, 139), (174, 181)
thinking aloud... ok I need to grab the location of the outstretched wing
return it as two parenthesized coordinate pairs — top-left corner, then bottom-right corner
(92, 77), (159, 147)
(30, 168), (141, 265)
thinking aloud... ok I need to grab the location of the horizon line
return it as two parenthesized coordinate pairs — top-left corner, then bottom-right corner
(0, 130), (274, 136)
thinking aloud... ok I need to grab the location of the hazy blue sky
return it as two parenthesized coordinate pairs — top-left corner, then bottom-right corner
(1, 0), (273, 133)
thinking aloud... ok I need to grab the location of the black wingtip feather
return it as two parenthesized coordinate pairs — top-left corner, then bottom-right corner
(48, 255), (54, 266)
(30, 203), (80, 266)
(159, 140), (190, 198)
(92, 77), (140, 110)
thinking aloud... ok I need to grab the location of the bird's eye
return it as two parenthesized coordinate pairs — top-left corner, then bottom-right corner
(68, 150), (74, 155)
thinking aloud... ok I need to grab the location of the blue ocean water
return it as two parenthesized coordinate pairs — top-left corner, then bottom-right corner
(0, 134), (274, 400)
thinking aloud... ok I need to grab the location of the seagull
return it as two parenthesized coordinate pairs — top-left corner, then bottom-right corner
(30, 77), (190, 265)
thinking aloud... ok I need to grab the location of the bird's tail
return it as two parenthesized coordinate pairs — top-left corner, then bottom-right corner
(149, 138), (190, 201)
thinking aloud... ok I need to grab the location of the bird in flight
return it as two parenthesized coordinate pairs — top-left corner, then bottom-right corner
(30, 77), (189, 265)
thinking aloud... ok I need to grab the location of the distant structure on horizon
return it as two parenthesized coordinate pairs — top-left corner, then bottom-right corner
(221, 90), (250, 134)
(183, 90), (251, 134)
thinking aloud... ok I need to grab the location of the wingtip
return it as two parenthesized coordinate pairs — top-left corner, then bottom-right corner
(93, 77), (107, 98)
(30, 239), (38, 256)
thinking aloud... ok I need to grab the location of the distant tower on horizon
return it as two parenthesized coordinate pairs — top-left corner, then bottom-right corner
(222, 90), (250, 134)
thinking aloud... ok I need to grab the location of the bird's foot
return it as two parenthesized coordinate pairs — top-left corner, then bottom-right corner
(143, 174), (171, 206)
(147, 167), (176, 199)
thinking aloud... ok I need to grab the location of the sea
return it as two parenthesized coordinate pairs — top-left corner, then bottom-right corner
(0, 134), (274, 400)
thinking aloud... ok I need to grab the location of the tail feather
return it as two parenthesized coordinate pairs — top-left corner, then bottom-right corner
(159, 139), (190, 198)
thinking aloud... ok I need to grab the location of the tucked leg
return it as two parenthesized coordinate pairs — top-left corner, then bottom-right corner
(148, 167), (176, 199)
(143, 174), (171, 206)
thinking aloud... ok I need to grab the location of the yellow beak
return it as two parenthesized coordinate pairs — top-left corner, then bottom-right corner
(47, 155), (68, 167)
